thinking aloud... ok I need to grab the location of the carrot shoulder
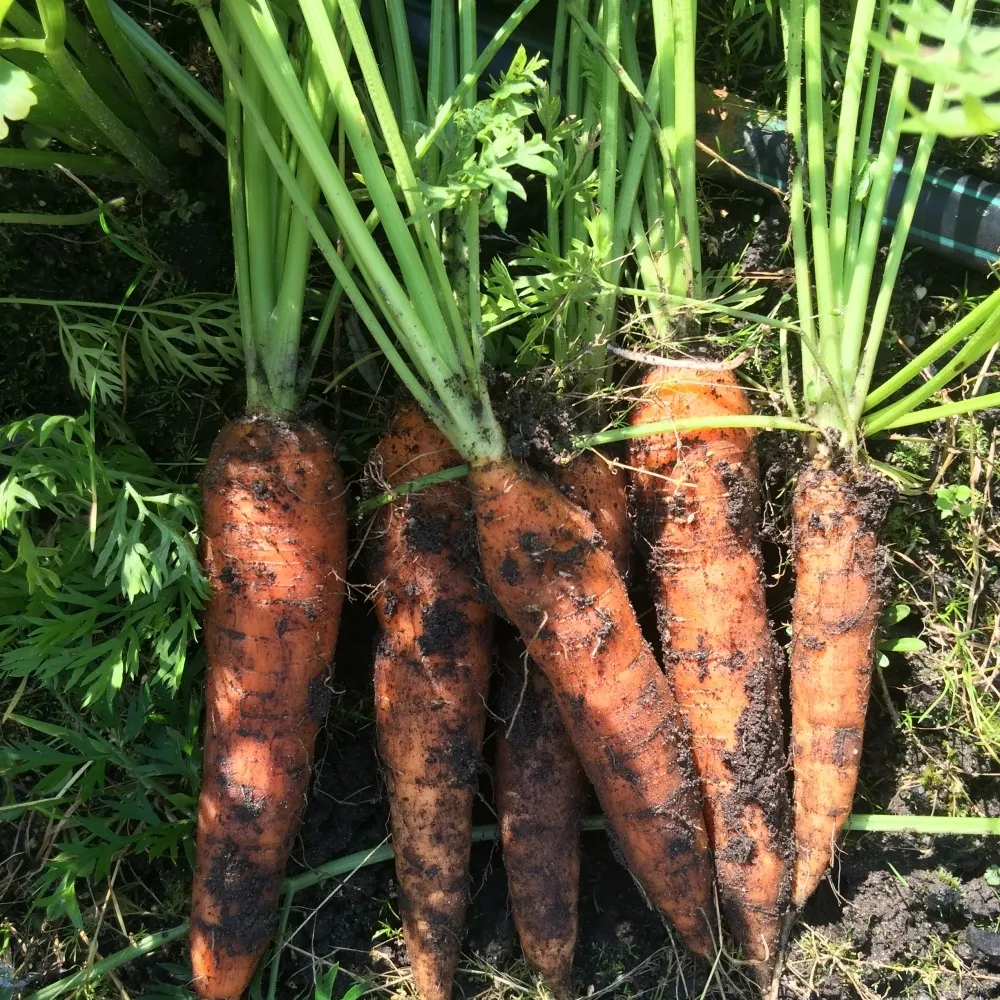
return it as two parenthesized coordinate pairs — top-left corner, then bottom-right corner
(191, 417), (347, 1000)
(629, 367), (791, 985)
(371, 403), (493, 1000)
(789, 460), (888, 906)
(469, 457), (715, 956)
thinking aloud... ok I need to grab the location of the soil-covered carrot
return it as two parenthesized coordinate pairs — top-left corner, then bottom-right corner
(497, 647), (585, 998)
(628, 366), (791, 985)
(469, 457), (716, 956)
(370, 402), (493, 1000)
(789, 461), (888, 907)
(495, 450), (628, 994)
(191, 418), (347, 1000)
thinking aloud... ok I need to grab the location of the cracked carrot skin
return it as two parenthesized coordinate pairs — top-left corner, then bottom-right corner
(789, 459), (888, 907)
(629, 366), (791, 989)
(469, 457), (715, 956)
(191, 417), (347, 1000)
(371, 402), (493, 1000)
(496, 452), (628, 996)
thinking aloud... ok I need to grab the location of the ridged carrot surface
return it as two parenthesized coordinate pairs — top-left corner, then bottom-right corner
(191, 417), (347, 1000)
(495, 448), (629, 994)
(469, 457), (715, 956)
(629, 367), (791, 985)
(789, 461), (887, 906)
(371, 403), (493, 1000)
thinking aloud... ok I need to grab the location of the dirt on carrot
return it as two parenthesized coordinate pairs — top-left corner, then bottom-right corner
(468, 457), (716, 956)
(789, 456), (892, 908)
(191, 416), (347, 1000)
(497, 643), (586, 998)
(370, 401), (494, 1000)
(629, 366), (792, 986)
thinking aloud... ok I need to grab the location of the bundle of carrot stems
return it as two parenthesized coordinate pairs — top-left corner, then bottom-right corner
(183, 0), (1000, 998)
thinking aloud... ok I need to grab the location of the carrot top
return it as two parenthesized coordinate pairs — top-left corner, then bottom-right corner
(198, 0), (560, 462)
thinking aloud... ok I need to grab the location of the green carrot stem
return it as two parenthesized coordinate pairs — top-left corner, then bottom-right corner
(862, 310), (1000, 435)
(780, 0), (819, 406)
(843, 2), (892, 280)
(108, 1), (225, 129)
(83, 0), (174, 141)
(865, 288), (1000, 410)
(33, 0), (168, 183)
(827, 0), (878, 304)
(801, 0), (839, 415)
(838, 23), (921, 388)
(299, 0), (463, 370)
(0, 203), (121, 225)
(386, 0), (424, 125)
(865, 391), (1000, 434)
(222, 6), (262, 410)
(202, 5), (439, 413)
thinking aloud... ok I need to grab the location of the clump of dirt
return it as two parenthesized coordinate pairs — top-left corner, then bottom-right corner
(488, 370), (577, 470)
(785, 836), (1000, 999)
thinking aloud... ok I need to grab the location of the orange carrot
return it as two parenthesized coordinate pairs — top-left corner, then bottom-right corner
(789, 460), (887, 907)
(497, 646), (585, 999)
(555, 451), (631, 577)
(496, 450), (629, 994)
(628, 366), (791, 985)
(370, 402), (493, 1000)
(468, 457), (716, 956)
(190, 417), (347, 1000)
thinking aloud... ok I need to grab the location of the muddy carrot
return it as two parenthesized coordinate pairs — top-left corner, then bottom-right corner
(789, 460), (887, 907)
(555, 451), (631, 577)
(497, 646), (585, 999)
(496, 451), (629, 994)
(190, 418), (348, 1000)
(628, 366), (791, 986)
(370, 401), (494, 1000)
(469, 456), (716, 956)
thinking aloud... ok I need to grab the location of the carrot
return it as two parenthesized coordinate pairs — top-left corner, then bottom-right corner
(496, 452), (629, 994)
(190, 417), (347, 1000)
(468, 457), (716, 956)
(628, 366), (791, 986)
(497, 647), (585, 999)
(370, 402), (494, 1000)
(555, 451), (631, 578)
(789, 460), (887, 907)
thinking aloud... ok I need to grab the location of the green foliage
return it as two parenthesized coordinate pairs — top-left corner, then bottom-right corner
(934, 483), (977, 519)
(0, 412), (209, 706)
(53, 295), (241, 407)
(0, 55), (36, 139)
(314, 964), (367, 1000)
(421, 47), (557, 229)
(2, 700), (200, 928)
(876, 0), (1000, 135)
